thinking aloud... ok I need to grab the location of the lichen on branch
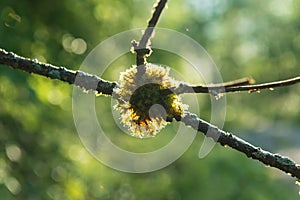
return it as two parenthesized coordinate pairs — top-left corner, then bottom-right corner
(1, 47), (300, 179)
(0, 48), (116, 95)
(113, 64), (185, 138)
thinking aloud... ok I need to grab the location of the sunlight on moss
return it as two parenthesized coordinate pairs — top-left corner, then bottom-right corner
(114, 64), (186, 138)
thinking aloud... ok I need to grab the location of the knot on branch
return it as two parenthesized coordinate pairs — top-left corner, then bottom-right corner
(131, 40), (152, 66)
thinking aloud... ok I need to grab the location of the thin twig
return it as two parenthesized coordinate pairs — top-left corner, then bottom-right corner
(0, 48), (116, 95)
(181, 112), (300, 179)
(132, 0), (168, 81)
(223, 77), (300, 92)
(175, 77), (300, 94)
(210, 77), (255, 87)
(138, 0), (168, 51)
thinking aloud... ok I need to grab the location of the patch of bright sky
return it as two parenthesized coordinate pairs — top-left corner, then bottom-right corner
(187, 0), (228, 19)
(268, 0), (294, 20)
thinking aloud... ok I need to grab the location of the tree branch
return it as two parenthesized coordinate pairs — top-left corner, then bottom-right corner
(0, 48), (116, 95)
(175, 76), (300, 95)
(132, 0), (168, 80)
(181, 112), (300, 179)
(208, 77), (255, 87)
(138, 0), (168, 51)
(1, 47), (300, 179)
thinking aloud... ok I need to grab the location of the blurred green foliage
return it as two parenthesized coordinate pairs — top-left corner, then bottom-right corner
(0, 0), (300, 199)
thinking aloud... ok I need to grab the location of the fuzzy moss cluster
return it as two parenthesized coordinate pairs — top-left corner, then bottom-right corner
(113, 64), (186, 138)
(129, 83), (182, 125)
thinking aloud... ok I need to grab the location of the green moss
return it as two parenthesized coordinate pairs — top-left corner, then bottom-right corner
(129, 83), (182, 124)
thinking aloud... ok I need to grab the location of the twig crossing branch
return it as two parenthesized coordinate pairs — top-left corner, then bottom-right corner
(1, 47), (300, 179)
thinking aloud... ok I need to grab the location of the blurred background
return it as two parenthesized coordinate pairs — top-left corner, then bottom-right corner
(0, 0), (300, 199)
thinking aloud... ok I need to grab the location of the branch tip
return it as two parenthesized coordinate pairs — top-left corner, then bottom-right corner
(181, 112), (300, 179)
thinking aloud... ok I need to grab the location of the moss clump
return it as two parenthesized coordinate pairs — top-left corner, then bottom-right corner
(129, 83), (182, 125)
(114, 64), (186, 138)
